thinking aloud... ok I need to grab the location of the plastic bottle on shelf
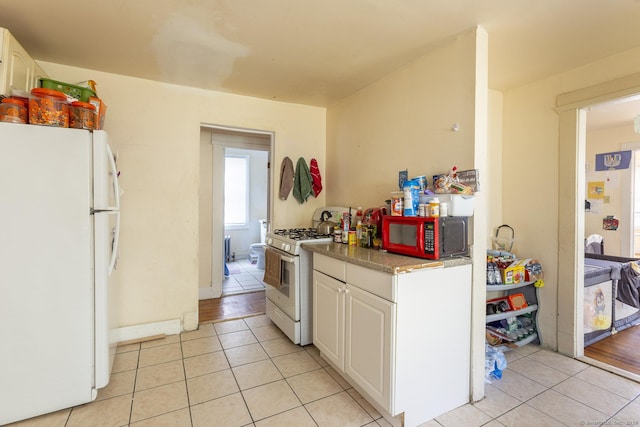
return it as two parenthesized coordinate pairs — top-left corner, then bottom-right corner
(429, 197), (440, 218)
(440, 202), (448, 217)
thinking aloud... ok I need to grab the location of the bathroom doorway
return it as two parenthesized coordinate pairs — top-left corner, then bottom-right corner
(198, 125), (273, 300)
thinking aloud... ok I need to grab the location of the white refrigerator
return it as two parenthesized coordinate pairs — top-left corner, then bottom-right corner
(0, 122), (121, 425)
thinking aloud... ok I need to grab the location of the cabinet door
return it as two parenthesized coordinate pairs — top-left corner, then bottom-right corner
(5, 33), (34, 94)
(345, 284), (396, 411)
(313, 270), (345, 370)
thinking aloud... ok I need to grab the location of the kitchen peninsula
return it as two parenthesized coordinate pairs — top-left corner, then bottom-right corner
(302, 242), (472, 427)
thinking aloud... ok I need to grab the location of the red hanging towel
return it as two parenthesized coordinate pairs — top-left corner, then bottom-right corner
(310, 158), (322, 197)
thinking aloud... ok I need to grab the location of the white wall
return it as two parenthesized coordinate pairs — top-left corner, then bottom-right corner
(39, 61), (326, 333)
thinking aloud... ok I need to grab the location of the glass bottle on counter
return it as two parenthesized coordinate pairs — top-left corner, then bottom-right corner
(359, 213), (377, 248)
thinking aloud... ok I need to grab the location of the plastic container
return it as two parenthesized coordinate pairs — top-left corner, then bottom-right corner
(40, 78), (96, 102)
(0, 98), (27, 124)
(440, 202), (449, 217)
(439, 194), (475, 216)
(403, 179), (419, 216)
(412, 175), (427, 191)
(391, 191), (404, 216)
(69, 101), (96, 130)
(418, 194), (435, 205)
(29, 88), (69, 127)
(10, 90), (30, 122)
(428, 197), (440, 218)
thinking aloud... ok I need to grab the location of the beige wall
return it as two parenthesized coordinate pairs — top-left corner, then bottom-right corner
(326, 27), (490, 401)
(487, 90), (504, 241)
(326, 33), (478, 209)
(39, 61), (326, 331)
(502, 45), (640, 351)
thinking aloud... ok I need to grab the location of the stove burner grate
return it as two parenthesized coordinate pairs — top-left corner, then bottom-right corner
(272, 228), (332, 241)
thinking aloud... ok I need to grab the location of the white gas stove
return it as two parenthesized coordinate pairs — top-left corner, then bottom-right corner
(264, 207), (348, 345)
(265, 228), (334, 255)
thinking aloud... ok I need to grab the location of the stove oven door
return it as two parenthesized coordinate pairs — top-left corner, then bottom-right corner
(265, 246), (299, 323)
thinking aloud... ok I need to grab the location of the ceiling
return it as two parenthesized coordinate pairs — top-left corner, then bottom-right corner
(2, 0), (640, 110)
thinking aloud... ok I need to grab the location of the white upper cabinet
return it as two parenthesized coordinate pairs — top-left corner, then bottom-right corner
(0, 28), (47, 96)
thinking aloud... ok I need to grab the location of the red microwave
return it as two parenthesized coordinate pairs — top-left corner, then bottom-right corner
(382, 215), (469, 259)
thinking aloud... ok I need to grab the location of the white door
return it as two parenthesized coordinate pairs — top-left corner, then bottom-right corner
(94, 210), (120, 388)
(345, 284), (395, 411)
(313, 270), (345, 370)
(93, 131), (120, 210)
(92, 130), (121, 388)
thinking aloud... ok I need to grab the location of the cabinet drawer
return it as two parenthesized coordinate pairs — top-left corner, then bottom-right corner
(314, 253), (346, 282)
(346, 263), (396, 302)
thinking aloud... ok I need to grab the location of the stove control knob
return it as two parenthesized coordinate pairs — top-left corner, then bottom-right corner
(284, 244), (291, 252)
(267, 238), (273, 245)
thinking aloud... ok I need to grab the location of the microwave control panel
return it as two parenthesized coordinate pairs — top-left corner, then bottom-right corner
(424, 222), (436, 255)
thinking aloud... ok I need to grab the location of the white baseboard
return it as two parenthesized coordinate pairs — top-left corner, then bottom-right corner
(116, 319), (182, 342)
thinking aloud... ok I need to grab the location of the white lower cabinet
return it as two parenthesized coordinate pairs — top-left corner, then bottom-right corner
(313, 269), (395, 409)
(312, 271), (345, 370)
(344, 283), (395, 409)
(312, 252), (472, 427)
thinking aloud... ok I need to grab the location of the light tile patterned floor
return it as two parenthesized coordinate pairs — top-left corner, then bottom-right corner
(8, 315), (640, 427)
(223, 259), (266, 296)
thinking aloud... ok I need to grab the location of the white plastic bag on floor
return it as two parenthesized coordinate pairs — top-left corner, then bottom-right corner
(485, 342), (507, 383)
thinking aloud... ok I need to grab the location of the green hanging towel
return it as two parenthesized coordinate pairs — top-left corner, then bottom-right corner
(293, 157), (313, 204)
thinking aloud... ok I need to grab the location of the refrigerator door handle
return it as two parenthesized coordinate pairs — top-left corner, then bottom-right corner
(109, 211), (121, 275)
(106, 143), (120, 210)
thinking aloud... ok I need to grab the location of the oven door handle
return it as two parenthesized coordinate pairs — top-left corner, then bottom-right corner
(267, 246), (296, 264)
(280, 254), (295, 264)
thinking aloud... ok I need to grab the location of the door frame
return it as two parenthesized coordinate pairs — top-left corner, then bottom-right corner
(621, 142), (640, 257)
(556, 72), (640, 359)
(204, 124), (274, 298)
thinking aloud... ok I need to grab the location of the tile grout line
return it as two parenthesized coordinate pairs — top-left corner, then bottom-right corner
(179, 334), (195, 427)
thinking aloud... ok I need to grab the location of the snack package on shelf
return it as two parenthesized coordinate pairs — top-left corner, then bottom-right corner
(432, 167), (479, 194)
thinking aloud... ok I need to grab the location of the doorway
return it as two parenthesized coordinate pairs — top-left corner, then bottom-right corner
(557, 73), (640, 381)
(198, 125), (274, 300)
